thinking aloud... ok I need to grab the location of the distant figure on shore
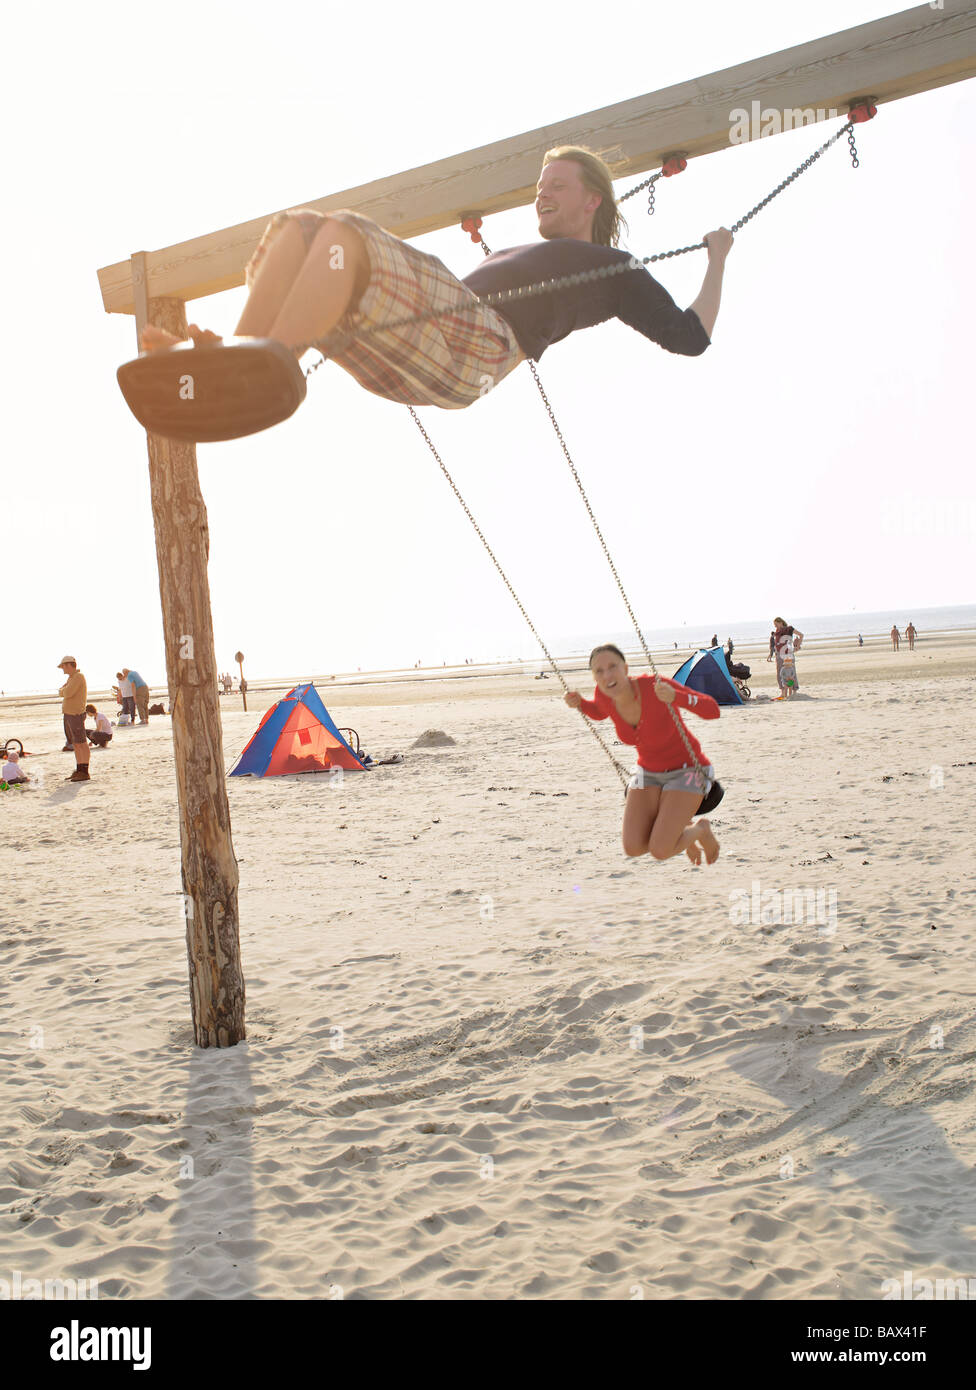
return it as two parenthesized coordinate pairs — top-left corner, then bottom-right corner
(58, 656), (90, 782)
(768, 617), (803, 698)
(905, 622), (917, 650)
(858, 633), (864, 647)
(890, 625), (900, 651)
(2, 750), (30, 785)
(710, 633), (718, 648)
(726, 637), (734, 659)
(123, 668), (150, 723)
(85, 705), (113, 748)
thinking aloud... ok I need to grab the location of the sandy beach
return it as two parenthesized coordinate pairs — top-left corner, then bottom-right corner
(2, 632), (975, 1300)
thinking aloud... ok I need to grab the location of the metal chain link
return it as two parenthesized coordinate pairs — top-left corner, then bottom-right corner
(406, 406), (632, 788)
(848, 126), (860, 168)
(618, 169), (662, 215)
(729, 120), (854, 235)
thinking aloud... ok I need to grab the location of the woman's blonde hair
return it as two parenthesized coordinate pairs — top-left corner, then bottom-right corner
(542, 145), (626, 248)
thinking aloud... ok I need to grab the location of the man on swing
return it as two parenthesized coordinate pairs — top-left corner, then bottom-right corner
(141, 145), (732, 407)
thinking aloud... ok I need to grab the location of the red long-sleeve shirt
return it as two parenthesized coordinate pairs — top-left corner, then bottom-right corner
(578, 674), (719, 771)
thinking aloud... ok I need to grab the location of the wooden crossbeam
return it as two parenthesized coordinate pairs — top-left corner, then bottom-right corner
(98, 3), (976, 314)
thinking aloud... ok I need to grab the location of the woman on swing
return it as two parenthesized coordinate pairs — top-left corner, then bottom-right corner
(565, 645), (721, 865)
(140, 146), (732, 407)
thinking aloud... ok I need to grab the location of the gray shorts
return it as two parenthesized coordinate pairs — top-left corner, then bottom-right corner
(628, 763), (715, 794)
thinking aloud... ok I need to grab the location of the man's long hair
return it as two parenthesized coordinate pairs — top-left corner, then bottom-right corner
(542, 145), (627, 248)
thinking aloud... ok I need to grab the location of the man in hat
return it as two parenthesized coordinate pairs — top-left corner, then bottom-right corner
(58, 656), (90, 782)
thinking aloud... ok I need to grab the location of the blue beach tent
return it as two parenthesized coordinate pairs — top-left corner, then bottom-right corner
(672, 648), (743, 706)
(229, 682), (367, 776)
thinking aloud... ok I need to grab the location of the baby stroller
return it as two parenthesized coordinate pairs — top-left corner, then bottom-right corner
(726, 658), (752, 701)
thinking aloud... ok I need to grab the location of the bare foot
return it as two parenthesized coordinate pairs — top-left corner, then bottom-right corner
(139, 324), (224, 354)
(187, 323), (223, 347)
(685, 839), (703, 866)
(140, 324), (184, 353)
(695, 818), (721, 865)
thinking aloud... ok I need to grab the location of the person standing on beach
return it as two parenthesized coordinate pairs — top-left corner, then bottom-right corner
(905, 622), (917, 650)
(123, 667), (150, 724)
(116, 670), (135, 722)
(768, 617), (803, 697)
(58, 657), (90, 782)
(890, 625), (900, 651)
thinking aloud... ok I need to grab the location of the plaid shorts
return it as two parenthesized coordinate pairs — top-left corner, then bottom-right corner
(245, 208), (522, 408)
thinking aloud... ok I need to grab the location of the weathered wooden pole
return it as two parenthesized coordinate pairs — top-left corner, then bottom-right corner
(135, 284), (246, 1048)
(235, 650), (247, 712)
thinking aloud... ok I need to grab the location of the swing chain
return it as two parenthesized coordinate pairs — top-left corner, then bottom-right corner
(847, 126), (860, 169)
(527, 361), (709, 794)
(527, 361), (654, 672)
(406, 406), (632, 788)
(618, 169), (661, 209)
(730, 120), (855, 236)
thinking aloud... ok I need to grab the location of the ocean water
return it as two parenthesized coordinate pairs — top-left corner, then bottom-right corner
(5, 604), (972, 699)
(552, 603), (976, 661)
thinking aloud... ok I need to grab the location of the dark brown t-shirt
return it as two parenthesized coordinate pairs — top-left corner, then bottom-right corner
(462, 239), (711, 362)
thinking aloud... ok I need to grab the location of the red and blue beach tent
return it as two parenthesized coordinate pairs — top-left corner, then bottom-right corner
(228, 682), (366, 777)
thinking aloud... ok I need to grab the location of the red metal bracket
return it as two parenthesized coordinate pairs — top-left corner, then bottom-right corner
(460, 215), (484, 244)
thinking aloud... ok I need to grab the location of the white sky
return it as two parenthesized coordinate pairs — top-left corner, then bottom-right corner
(3, 0), (973, 693)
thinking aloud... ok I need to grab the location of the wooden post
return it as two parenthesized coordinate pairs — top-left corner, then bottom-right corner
(141, 293), (246, 1048)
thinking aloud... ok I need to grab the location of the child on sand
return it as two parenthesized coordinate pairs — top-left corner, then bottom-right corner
(564, 645), (721, 865)
(2, 751), (30, 785)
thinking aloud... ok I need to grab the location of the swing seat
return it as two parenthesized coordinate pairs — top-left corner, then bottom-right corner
(696, 779), (724, 816)
(117, 338), (307, 443)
